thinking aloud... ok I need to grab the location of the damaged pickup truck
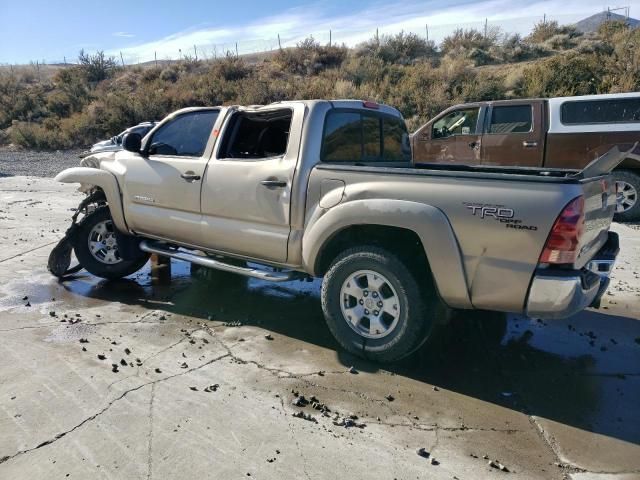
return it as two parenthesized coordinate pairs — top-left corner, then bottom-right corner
(52, 100), (624, 362)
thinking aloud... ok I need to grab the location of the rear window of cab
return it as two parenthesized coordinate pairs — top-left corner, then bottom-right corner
(321, 110), (410, 163)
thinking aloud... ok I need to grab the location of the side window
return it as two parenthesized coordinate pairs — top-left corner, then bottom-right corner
(432, 108), (479, 139)
(561, 98), (640, 125)
(219, 109), (292, 159)
(489, 105), (532, 133)
(149, 110), (218, 157)
(321, 111), (409, 163)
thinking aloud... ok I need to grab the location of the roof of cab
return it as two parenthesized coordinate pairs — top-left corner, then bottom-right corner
(260, 99), (404, 118)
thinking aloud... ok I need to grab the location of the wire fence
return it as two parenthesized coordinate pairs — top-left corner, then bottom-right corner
(0, 11), (624, 68)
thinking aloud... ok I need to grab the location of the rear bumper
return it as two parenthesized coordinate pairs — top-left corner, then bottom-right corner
(525, 232), (619, 319)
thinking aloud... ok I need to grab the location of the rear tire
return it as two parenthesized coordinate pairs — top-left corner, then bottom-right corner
(612, 170), (640, 222)
(74, 207), (149, 280)
(321, 246), (446, 363)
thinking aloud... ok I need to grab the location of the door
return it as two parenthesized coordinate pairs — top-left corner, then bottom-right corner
(481, 102), (544, 167)
(199, 104), (305, 263)
(121, 109), (220, 244)
(413, 107), (482, 165)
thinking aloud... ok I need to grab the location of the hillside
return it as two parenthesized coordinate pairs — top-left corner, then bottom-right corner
(1, 18), (638, 150)
(575, 11), (640, 33)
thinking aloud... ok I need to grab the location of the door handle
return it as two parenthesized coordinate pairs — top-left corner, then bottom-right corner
(522, 141), (538, 148)
(260, 179), (287, 188)
(180, 172), (201, 182)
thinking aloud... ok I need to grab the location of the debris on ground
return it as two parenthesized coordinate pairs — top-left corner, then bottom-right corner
(332, 414), (366, 428)
(120, 358), (127, 366)
(223, 321), (242, 327)
(124, 348), (131, 355)
(348, 366), (358, 374)
(416, 447), (430, 458)
(79, 338), (89, 343)
(154, 368), (162, 373)
(292, 395), (308, 407)
(97, 354), (106, 360)
(204, 384), (219, 392)
(488, 459), (510, 472)
(264, 334), (274, 340)
(292, 411), (317, 423)
(111, 364), (119, 373)
(385, 394), (395, 401)
(189, 386), (198, 391)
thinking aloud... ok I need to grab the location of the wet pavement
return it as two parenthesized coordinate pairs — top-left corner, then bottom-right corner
(1, 177), (640, 479)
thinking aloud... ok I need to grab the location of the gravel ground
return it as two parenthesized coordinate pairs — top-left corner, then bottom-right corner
(0, 147), (84, 177)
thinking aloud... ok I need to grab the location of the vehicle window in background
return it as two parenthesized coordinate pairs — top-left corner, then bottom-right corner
(149, 110), (218, 157)
(489, 105), (532, 133)
(432, 108), (479, 138)
(561, 98), (640, 125)
(322, 111), (409, 163)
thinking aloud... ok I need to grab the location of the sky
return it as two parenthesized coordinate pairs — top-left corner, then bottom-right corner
(0, 0), (636, 64)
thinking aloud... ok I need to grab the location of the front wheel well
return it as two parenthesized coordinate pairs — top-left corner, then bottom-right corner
(314, 225), (429, 278)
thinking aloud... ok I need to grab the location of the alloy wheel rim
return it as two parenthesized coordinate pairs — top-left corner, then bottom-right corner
(616, 181), (637, 213)
(88, 219), (122, 264)
(339, 269), (401, 339)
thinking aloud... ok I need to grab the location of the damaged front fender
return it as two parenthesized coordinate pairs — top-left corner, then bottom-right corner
(55, 167), (128, 233)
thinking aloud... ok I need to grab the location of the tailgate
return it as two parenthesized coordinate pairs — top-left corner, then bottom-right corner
(574, 176), (616, 269)
(571, 144), (638, 269)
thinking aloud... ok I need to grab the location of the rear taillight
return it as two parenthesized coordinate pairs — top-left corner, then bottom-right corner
(539, 196), (585, 265)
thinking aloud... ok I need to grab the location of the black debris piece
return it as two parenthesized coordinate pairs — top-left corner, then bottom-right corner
(416, 448), (430, 458)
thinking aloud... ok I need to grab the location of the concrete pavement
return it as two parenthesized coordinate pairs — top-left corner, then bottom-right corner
(1, 177), (639, 479)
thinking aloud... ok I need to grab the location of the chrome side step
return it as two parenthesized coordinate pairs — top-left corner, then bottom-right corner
(139, 240), (303, 283)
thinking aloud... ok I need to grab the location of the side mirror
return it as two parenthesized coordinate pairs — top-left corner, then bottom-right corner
(122, 132), (142, 153)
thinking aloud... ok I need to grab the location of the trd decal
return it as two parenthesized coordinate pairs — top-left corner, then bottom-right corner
(464, 202), (538, 231)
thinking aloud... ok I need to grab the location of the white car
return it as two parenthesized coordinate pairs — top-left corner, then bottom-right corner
(82, 122), (157, 156)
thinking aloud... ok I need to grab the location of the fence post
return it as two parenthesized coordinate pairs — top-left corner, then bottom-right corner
(194, 44), (198, 60)
(235, 42), (238, 58)
(278, 33), (282, 50)
(155, 51), (158, 67)
(329, 29), (332, 46)
(120, 51), (125, 67)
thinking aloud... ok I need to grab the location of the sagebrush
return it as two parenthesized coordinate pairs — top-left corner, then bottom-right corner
(1, 20), (638, 149)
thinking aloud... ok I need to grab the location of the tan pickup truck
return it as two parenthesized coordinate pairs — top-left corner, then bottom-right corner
(412, 93), (640, 221)
(53, 100), (622, 362)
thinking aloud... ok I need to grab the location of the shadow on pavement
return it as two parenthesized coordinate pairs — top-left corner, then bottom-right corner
(53, 261), (640, 447)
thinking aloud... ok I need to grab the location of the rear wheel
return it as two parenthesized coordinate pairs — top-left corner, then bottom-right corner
(321, 246), (445, 363)
(74, 207), (149, 280)
(612, 170), (640, 222)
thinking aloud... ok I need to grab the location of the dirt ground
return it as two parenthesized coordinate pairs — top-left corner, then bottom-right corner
(1, 176), (639, 480)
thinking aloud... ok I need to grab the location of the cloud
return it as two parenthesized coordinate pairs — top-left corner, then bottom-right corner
(113, 32), (135, 38)
(109, 0), (611, 63)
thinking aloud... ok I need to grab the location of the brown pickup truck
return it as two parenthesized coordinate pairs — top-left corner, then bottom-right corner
(412, 93), (640, 221)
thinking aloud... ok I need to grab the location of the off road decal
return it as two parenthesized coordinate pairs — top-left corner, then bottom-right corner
(464, 202), (538, 231)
